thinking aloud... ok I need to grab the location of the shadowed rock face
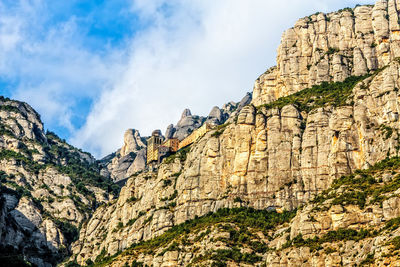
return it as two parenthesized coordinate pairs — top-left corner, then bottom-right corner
(0, 97), (113, 266)
(100, 129), (147, 182)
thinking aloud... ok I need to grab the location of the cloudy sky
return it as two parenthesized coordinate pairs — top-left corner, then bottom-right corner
(0, 0), (375, 158)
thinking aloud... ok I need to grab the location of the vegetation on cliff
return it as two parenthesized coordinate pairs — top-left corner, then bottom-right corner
(311, 156), (400, 209)
(78, 208), (296, 266)
(258, 74), (371, 112)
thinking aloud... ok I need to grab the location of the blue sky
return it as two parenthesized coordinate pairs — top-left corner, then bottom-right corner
(0, 0), (141, 133)
(0, 0), (375, 158)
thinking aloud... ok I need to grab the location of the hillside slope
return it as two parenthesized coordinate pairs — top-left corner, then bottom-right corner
(81, 157), (400, 266)
(0, 97), (118, 266)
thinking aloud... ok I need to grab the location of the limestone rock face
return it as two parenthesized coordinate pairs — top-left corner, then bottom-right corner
(101, 129), (147, 182)
(0, 97), (112, 266)
(165, 124), (176, 139)
(171, 109), (205, 141)
(120, 129), (146, 157)
(72, 59), (400, 264)
(252, 0), (400, 106)
(206, 106), (225, 125)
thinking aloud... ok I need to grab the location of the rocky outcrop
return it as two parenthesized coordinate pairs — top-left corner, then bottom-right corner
(100, 129), (147, 182)
(252, 0), (400, 106)
(0, 97), (113, 266)
(166, 94), (252, 142)
(167, 109), (205, 141)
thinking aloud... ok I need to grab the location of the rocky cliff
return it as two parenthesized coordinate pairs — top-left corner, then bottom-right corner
(102, 95), (252, 183)
(100, 129), (147, 182)
(0, 97), (117, 266)
(74, 157), (400, 266)
(68, 1), (400, 265)
(253, 0), (400, 105)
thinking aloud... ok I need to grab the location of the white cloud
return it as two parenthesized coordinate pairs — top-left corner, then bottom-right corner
(72, 0), (375, 157)
(0, 0), (125, 135)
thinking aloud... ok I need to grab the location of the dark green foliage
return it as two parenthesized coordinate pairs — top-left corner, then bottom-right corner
(210, 248), (262, 265)
(326, 47), (339, 55)
(113, 222), (125, 232)
(65, 260), (81, 267)
(130, 261), (144, 267)
(178, 146), (190, 162)
(385, 217), (400, 231)
(45, 131), (120, 196)
(0, 95), (11, 101)
(233, 197), (243, 203)
(0, 149), (45, 174)
(258, 75), (370, 113)
(162, 179), (172, 187)
(211, 123), (230, 138)
(324, 247), (337, 254)
(0, 104), (22, 114)
(284, 229), (374, 251)
(93, 208), (295, 266)
(94, 248), (108, 263)
(359, 253), (375, 266)
(127, 218), (137, 226)
(169, 190), (178, 200)
(216, 224), (268, 254)
(158, 241), (180, 256)
(171, 172), (181, 178)
(0, 122), (15, 137)
(380, 124), (394, 139)
(166, 201), (176, 208)
(164, 145), (191, 164)
(127, 196), (138, 203)
(390, 236), (400, 250)
(338, 7), (354, 14)
(331, 191), (367, 208)
(160, 190), (178, 202)
(53, 219), (79, 244)
(193, 228), (211, 242)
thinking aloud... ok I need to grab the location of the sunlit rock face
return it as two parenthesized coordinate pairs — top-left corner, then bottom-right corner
(73, 48), (400, 267)
(62, 0), (400, 265)
(253, 0), (400, 106)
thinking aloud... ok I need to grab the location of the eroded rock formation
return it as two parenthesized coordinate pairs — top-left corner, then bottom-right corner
(70, 1), (400, 265)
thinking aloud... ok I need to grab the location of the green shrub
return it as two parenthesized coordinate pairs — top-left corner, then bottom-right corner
(258, 74), (370, 113)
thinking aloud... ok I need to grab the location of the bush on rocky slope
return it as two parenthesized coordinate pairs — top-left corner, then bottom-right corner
(258, 73), (371, 112)
(83, 208), (296, 266)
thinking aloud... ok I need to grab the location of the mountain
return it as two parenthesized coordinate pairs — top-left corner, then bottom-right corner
(0, 97), (118, 266)
(73, 157), (400, 266)
(4, 0), (400, 266)
(65, 1), (400, 266)
(101, 94), (252, 183)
